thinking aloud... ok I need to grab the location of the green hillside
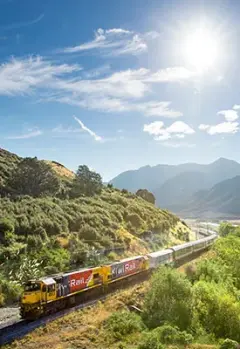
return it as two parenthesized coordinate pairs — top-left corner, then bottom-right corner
(0, 149), (190, 306)
(0, 148), (20, 186)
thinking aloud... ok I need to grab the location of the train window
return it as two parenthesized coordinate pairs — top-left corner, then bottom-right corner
(25, 282), (41, 292)
(42, 285), (46, 292)
(47, 284), (55, 292)
(93, 273), (99, 279)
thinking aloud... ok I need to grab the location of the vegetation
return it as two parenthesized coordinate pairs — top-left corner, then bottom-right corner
(0, 149), (189, 306)
(4, 227), (240, 349)
(6, 157), (61, 197)
(142, 268), (192, 330)
(70, 164), (103, 197)
(136, 189), (156, 205)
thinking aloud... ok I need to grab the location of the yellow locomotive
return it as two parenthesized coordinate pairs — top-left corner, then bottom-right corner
(20, 256), (148, 319)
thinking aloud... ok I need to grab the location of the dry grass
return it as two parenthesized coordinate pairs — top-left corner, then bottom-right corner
(4, 282), (148, 349)
(45, 161), (75, 179)
(118, 227), (149, 257)
(56, 236), (69, 248)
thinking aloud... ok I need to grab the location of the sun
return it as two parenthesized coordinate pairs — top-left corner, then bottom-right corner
(183, 27), (218, 71)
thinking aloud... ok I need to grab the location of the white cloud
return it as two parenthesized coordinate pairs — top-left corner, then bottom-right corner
(199, 122), (239, 135)
(162, 141), (196, 148)
(199, 124), (210, 131)
(143, 121), (164, 135)
(63, 28), (147, 56)
(137, 101), (183, 117)
(233, 104), (240, 110)
(52, 125), (82, 133)
(2, 14), (44, 31)
(200, 105), (240, 135)
(0, 57), (195, 117)
(143, 121), (195, 141)
(52, 96), (182, 118)
(217, 109), (238, 122)
(175, 134), (185, 139)
(146, 67), (196, 83)
(6, 128), (42, 139)
(73, 116), (103, 142)
(166, 121), (195, 134)
(0, 56), (80, 96)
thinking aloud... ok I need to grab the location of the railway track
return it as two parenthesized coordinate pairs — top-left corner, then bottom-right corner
(0, 246), (212, 347)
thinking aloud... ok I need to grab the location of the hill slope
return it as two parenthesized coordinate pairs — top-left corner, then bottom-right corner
(0, 148), (190, 306)
(0, 148), (20, 186)
(179, 175), (240, 218)
(0, 148), (74, 183)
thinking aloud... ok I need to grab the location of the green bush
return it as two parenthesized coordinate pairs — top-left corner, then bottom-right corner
(0, 218), (14, 234)
(138, 331), (164, 349)
(142, 268), (192, 330)
(220, 339), (239, 349)
(0, 218), (15, 243)
(105, 311), (145, 340)
(156, 324), (193, 345)
(192, 281), (240, 341)
(126, 213), (143, 230)
(0, 275), (22, 305)
(138, 325), (193, 349)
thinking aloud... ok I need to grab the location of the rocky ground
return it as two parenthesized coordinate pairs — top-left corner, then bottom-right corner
(0, 306), (20, 328)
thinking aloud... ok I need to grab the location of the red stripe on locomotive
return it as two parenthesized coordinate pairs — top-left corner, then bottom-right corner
(68, 269), (93, 292)
(111, 257), (143, 279)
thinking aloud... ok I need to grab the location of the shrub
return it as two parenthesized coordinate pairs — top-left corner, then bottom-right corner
(105, 310), (145, 340)
(0, 218), (14, 234)
(126, 213), (143, 230)
(0, 218), (15, 243)
(192, 281), (240, 341)
(157, 325), (193, 345)
(27, 235), (43, 250)
(220, 339), (239, 349)
(142, 268), (192, 330)
(79, 224), (98, 241)
(0, 276), (22, 305)
(138, 331), (164, 349)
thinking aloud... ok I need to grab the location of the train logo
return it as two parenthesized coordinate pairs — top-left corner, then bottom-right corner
(69, 270), (93, 292)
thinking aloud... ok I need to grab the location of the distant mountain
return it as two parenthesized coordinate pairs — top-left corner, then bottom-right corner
(109, 158), (240, 217)
(110, 158), (240, 192)
(154, 158), (240, 209)
(109, 164), (177, 192)
(154, 171), (207, 209)
(179, 175), (240, 218)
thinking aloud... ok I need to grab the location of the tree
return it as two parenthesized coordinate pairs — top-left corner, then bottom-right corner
(142, 267), (192, 330)
(192, 280), (240, 341)
(70, 165), (103, 197)
(219, 222), (235, 237)
(6, 157), (60, 197)
(136, 189), (156, 205)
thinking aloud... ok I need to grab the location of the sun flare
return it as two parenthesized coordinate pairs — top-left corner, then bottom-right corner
(183, 27), (218, 71)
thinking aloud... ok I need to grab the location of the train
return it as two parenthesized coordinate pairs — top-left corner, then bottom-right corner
(20, 233), (218, 319)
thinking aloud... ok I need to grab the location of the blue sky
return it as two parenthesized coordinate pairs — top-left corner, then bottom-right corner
(1, 0), (240, 181)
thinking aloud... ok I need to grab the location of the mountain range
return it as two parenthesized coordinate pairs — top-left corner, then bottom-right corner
(110, 158), (240, 218)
